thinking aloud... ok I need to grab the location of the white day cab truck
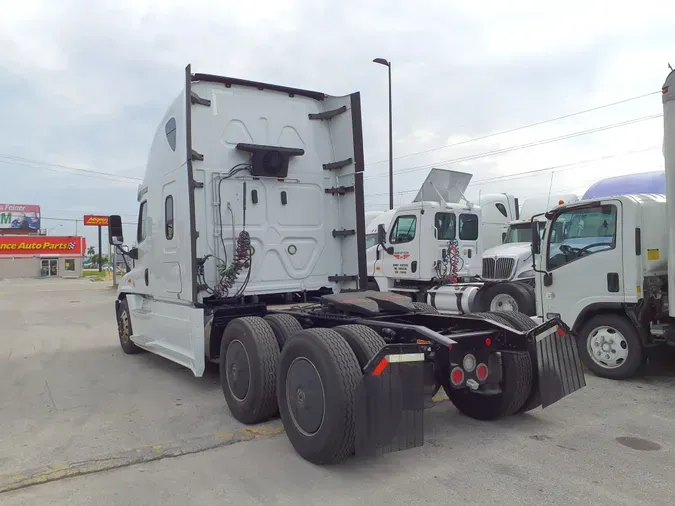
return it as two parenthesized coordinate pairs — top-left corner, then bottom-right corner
(366, 172), (545, 316)
(108, 64), (585, 465)
(478, 194), (580, 309)
(528, 68), (675, 381)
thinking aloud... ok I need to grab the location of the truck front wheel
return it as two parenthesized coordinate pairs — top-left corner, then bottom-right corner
(577, 314), (645, 380)
(117, 299), (143, 355)
(476, 282), (536, 316)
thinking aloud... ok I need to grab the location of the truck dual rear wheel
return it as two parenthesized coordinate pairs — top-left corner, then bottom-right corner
(446, 350), (533, 420)
(411, 301), (440, 314)
(220, 317), (280, 425)
(263, 313), (303, 349)
(448, 311), (538, 418)
(577, 314), (645, 380)
(277, 328), (362, 465)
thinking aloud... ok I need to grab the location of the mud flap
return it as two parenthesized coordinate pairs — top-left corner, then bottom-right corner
(354, 346), (426, 458)
(532, 320), (586, 408)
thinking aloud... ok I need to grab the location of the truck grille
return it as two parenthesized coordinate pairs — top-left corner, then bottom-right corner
(482, 257), (516, 280)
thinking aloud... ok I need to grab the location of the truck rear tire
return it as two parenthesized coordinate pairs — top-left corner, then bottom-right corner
(476, 282), (536, 316)
(277, 328), (361, 465)
(264, 313), (303, 349)
(117, 299), (143, 355)
(220, 316), (281, 425)
(482, 311), (541, 414)
(333, 324), (386, 368)
(411, 302), (440, 314)
(492, 310), (538, 332)
(577, 313), (645, 380)
(446, 350), (533, 420)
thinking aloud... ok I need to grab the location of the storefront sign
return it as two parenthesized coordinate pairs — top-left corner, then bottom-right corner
(83, 215), (109, 227)
(0, 236), (85, 256)
(0, 204), (41, 231)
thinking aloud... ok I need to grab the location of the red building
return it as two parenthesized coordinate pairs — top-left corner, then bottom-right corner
(0, 203), (87, 278)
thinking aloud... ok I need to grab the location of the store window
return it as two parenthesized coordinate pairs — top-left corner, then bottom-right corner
(64, 259), (76, 272)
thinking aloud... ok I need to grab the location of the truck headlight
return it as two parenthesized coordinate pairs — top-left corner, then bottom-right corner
(517, 269), (535, 279)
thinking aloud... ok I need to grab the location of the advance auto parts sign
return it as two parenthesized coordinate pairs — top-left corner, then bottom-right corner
(83, 215), (109, 227)
(0, 236), (85, 256)
(0, 203), (41, 231)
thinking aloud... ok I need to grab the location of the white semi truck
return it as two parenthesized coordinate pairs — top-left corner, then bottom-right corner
(107, 64), (585, 465)
(529, 69), (674, 381)
(364, 170), (542, 314)
(479, 194), (580, 298)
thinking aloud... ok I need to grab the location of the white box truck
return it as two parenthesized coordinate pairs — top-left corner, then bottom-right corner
(108, 64), (585, 464)
(529, 69), (674, 380)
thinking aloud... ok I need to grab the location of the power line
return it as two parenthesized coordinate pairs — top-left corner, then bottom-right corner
(38, 216), (137, 226)
(364, 145), (662, 198)
(364, 113), (663, 181)
(365, 90), (661, 167)
(0, 154), (143, 182)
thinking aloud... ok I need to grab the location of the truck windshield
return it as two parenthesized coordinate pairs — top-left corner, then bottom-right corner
(365, 233), (378, 249)
(503, 222), (545, 243)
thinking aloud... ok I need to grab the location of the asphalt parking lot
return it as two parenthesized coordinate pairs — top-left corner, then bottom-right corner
(1, 278), (675, 505)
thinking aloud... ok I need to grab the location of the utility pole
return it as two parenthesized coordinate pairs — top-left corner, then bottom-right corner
(373, 57), (394, 210)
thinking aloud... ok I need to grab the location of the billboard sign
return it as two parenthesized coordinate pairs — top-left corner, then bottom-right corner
(83, 215), (109, 227)
(0, 204), (41, 231)
(0, 236), (86, 256)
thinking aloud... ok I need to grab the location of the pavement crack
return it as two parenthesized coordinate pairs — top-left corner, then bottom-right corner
(44, 381), (57, 411)
(0, 424), (285, 495)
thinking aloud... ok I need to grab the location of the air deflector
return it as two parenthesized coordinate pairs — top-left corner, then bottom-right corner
(236, 143), (305, 178)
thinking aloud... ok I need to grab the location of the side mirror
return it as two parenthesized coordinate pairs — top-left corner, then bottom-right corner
(377, 223), (386, 245)
(501, 232), (506, 243)
(377, 223), (394, 255)
(108, 215), (124, 245)
(531, 220), (541, 254)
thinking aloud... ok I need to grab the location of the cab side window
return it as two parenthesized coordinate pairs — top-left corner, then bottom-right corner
(547, 204), (617, 270)
(137, 201), (148, 243)
(435, 212), (456, 240)
(459, 214), (478, 240)
(165, 196), (174, 240)
(389, 215), (417, 244)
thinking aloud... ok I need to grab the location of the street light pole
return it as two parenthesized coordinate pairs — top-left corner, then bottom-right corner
(373, 57), (394, 210)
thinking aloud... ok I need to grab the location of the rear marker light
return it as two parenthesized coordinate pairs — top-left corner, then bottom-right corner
(462, 354), (476, 372)
(451, 367), (464, 385)
(485, 337), (492, 346)
(556, 327), (566, 337)
(372, 353), (425, 376)
(476, 363), (488, 381)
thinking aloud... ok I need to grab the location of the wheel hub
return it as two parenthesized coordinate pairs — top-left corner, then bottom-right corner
(119, 311), (130, 342)
(225, 340), (250, 401)
(489, 293), (518, 312)
(286, 357), (325, 436)
(587, 326), (628, 369)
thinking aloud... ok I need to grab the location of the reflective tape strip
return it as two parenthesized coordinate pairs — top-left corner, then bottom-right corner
(535, 326), (560, 342)
(386, 353), (425, 363)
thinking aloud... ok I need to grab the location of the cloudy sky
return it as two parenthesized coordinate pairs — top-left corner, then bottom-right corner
(0, 0), (672, 248)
